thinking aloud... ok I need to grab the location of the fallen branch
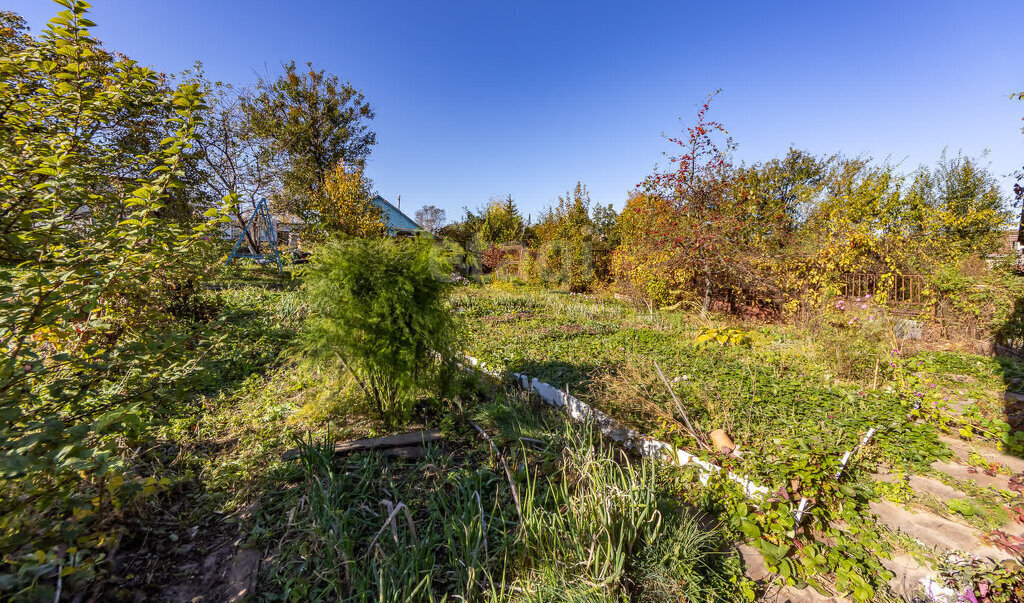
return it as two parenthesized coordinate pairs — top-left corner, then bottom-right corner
(653, 360), (710, 451)
(519, 436), (546, 449)
(381, 445), (427, 460)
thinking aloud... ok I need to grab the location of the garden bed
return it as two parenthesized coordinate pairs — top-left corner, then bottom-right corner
(456, 285), (1007, 486)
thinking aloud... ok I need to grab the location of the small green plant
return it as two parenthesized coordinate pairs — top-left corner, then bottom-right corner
(519, 422), (663, 592)
(873, 475), (914, 504)
(934, 553), (1024, 603)
(298, 237), (464, 426)
(695, 326), (752, 347)
(945, 498), (977, 517)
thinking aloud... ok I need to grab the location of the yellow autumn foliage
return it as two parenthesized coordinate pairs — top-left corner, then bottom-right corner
(302, 161), (388, 242)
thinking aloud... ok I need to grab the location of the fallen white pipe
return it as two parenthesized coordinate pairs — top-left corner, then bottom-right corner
(465, 355), (769, 499)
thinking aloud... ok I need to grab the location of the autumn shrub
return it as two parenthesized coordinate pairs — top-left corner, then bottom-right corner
(298, 238), (464, 426)
(563, 240), (596, 293)
(437, 238), (481, 279)
(518, 248), (538, 282)
(300, 161), (387, 242)
(535, 240), (565, 286)
(481, 244), (519, 273)
(535, 239), (597, 290)
(613, 192), (685, 309)
(614, 93), (1011, 323)
(926, 258), (1024, 345)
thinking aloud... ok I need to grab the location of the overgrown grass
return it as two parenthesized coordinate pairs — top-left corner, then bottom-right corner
(456, 282), (1024, 601)
(101, 268), (746, 601)
(254, 390), (749, 601)
(41, 268), (1021, 601)
(636, 510), (746, 602)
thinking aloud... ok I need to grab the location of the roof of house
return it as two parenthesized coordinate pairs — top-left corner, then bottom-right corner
(371, 195), (422, 234)
(234, 196), (423, 236)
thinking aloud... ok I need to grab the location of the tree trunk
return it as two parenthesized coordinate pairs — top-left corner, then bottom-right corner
(702, 261), (712, 313)
(234, 209), (260, 253)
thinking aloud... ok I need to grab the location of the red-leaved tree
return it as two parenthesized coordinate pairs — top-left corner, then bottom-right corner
(617, 92), (753, 311)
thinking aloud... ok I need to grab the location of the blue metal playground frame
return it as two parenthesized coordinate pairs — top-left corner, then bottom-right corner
(225, 198), (283, 274)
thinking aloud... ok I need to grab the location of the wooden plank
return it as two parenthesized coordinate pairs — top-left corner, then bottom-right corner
(382, 445), (427, 460)
(282, 429), (442, 461)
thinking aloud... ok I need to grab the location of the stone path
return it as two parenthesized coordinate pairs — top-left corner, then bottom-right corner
(867, 500), (1010, 560)
(739, 434), (1024, 601)
(740, 545), (850, 602)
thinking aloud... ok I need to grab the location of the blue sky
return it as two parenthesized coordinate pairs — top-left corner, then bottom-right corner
(8, 0), (1024, 221)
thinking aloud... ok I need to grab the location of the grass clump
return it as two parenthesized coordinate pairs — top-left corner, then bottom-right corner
(518, 425), (662, 593)
(258, 391), (750, 601)
(636, 511), (748, 602)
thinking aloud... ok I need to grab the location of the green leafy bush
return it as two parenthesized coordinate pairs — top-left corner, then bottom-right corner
(1, 1), (228, 593)
(298, 238), (464, 425)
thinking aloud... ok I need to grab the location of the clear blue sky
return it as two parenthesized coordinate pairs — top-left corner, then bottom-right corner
(8, 0), (1024, 221)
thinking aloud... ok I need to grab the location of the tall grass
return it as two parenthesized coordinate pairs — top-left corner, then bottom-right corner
(273, 431), (517, 601)
(518, 423), (662, 592)
(636, 510), (747, 602)
(268, 400), (745, 601)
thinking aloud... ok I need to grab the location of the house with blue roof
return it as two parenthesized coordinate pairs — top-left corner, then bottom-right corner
(370, 195), (424, 237)
(226, 195), (423, 249)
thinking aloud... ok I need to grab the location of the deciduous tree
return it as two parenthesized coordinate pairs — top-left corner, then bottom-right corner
(1012, 91), (1023, 244)
(302, 162), (388, 241)
(480, 195), (524, 244)
(918, 151), (1008, 256)
(193, 69), (277, 250)
(415, 204), (447, 234)
(534, 182), (597, 291)
(245, 61), (375, 218)
(0, 1), (228, 585)
(0, 10), (30, 54)
(618, 93), (744, 310)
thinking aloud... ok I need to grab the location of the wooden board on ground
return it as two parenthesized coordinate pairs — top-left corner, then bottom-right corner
(381, 445), (427, 460)
(282, 429), (442, 461)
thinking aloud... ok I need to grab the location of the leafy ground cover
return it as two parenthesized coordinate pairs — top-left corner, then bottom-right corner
(459, 286), (951, 476)
(458, 282), (1024, 600)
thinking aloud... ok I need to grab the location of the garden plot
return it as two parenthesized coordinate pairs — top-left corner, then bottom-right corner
(459, 284), (1024, 601)
(458, 286), (949, 485)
